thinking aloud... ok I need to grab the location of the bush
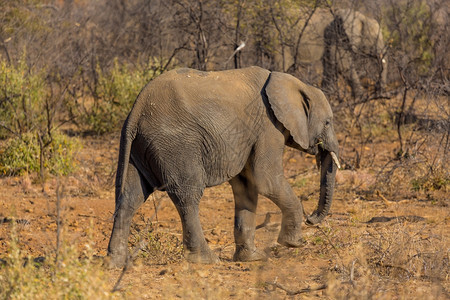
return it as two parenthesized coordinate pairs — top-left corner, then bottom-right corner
(0, 131), (80, 176)
(78, 58), (165, 135)
(382, 1), (436, 76)
(0, 57), (46, 138)
(0, 56), (82, 179)
(411, 172), (449, 192)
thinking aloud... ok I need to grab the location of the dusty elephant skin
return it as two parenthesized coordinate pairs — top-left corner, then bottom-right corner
(107, 66), (340, 267)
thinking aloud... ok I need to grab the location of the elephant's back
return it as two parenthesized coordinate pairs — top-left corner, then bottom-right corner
(138, 66), (270, 117)
(151, 66), (270, 91)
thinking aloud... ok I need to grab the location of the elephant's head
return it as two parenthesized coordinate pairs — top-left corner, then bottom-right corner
(265, 72), (340, 225)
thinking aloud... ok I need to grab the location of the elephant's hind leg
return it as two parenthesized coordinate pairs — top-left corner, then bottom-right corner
(229, 173), (267, 262)
(107, 163), (152, 268)
(168, 189), (219, 264)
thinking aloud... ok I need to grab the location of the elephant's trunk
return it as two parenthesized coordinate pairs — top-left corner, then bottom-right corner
(306, 148), (338, 225)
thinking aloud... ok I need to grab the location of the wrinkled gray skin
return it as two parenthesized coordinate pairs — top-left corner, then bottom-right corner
(107, 67), (339, 267)
(276, 8), (387, 97)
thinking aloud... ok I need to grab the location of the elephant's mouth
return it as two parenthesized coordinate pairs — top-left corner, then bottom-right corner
(310, 140), (341, 170)
(305, 140), (324, 156)
(305, 146), (319, 156)
(314, 148), (341, 170)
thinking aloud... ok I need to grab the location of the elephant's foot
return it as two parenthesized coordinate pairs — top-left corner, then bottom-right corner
(277, 236), (305, 248)
(277, 217), (304, 247)
(277, 230), (305, 248)
(185, 248), (220, 264)
(233, 246), (267, 262)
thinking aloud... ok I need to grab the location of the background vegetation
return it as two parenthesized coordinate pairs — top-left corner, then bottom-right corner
(0, 0), (448, 298)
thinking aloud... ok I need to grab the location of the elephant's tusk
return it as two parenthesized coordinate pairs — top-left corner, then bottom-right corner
(330, 152), (341, 169)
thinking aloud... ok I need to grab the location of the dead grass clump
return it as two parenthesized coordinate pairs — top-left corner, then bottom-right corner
(129, 221), (184, 265)
(0, 223), (119, 299)
(324, 231), (449, 299)
(354, 227), (445, 297)
(374, 152), (448, 202)
(365, 223), (449, 282)
(311, 208), (449, 299)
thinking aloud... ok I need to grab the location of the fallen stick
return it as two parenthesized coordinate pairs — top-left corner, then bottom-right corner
(265, 281), (327, 295)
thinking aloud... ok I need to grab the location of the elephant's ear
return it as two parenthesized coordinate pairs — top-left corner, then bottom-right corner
(265, 72), (310, 149)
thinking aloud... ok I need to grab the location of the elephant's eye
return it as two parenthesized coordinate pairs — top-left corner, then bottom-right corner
(325, 120), (331, 127)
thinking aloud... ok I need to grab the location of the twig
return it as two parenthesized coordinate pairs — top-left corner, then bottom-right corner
(375, 190), (393, 206)
(350, 259), (356, 285)
(0, 122), (17, 136)
(78, 214), (97, 218)
(111, 260), (131, 292)
(334, 93), (393, 112)
(55, 182), (62, 265)
(0, 217), (30, 225)
(161, 44), (186, 73)
(317, 226), (343, 263)
(151, 196), (162, 223)
(266, 281), (327, 295)
(256, 212), (271, 230)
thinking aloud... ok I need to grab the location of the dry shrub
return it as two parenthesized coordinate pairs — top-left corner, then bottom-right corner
(0, 223), (119, 299)
(365, 223), (449, 281)
(373, 128), (448, 202)
(129, 221), (184, 265)
(323, 220), (449, 299)
(334, 89), (448, 205)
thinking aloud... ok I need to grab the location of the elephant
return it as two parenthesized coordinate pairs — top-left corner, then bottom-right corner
(274, 8), (387, 98)
(106, 66), (340, 267)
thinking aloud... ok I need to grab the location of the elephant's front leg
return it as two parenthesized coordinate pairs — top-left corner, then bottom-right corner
(252, 142), (304, 248)
(229, 175), (267, 262)
(265, 180), (305, 248)
(169, 191), (219, 264)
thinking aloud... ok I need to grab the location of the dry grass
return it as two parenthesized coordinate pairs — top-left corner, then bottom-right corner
(0, 223), (120, 299)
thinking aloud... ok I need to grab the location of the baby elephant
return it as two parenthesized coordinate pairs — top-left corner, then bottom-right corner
(107, 67), (340, 267)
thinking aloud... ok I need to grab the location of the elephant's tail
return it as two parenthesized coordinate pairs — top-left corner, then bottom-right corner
(114, 112), (139, 214)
